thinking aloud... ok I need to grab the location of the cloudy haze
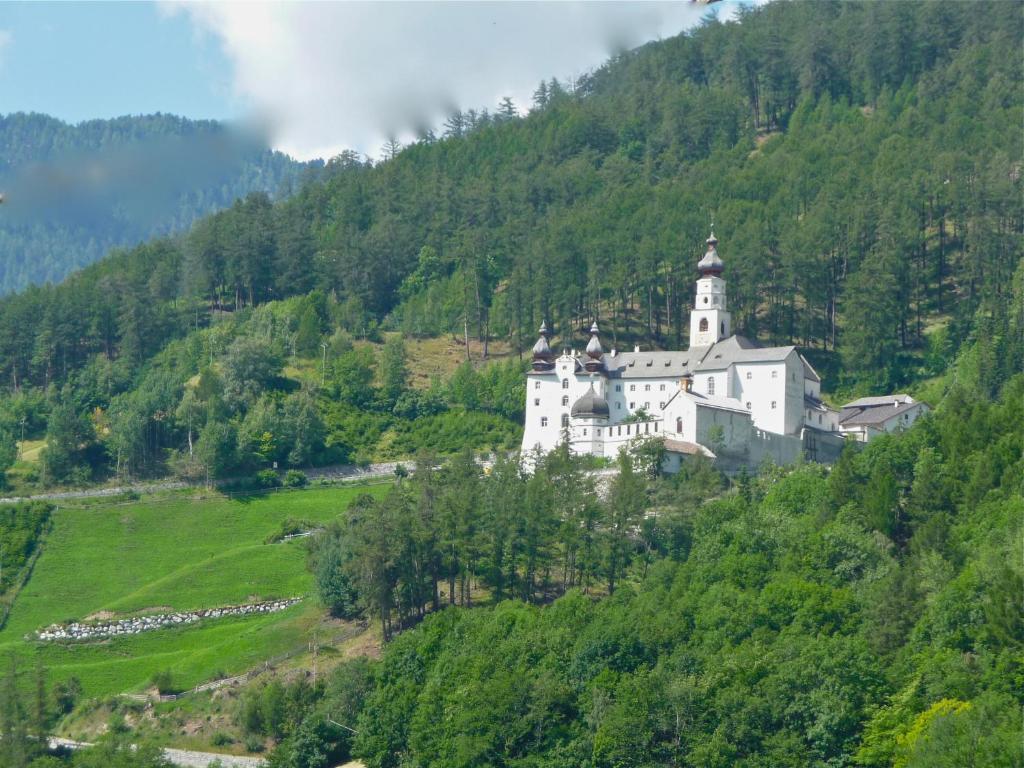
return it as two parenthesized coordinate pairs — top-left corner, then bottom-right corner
(166, 2), (737, 161)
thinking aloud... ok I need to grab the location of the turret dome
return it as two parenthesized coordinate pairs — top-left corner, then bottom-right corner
(585, 321), (603, 360)
(531, 321), (555, 371)
(697, 231), (724, 276)
(570, 383), (610, 419)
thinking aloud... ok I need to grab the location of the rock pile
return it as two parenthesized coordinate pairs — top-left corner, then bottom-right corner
(35, 598), (302, 642)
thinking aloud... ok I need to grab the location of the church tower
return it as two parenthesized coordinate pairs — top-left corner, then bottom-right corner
(689, 231), (731, 347)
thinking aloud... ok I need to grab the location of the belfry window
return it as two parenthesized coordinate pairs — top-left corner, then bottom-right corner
(699, 318), (709, 333)
(562, 379), (569, 389)
(707, 377), (715, 395)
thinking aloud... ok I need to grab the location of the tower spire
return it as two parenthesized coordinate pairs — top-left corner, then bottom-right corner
(689, 231), (731, 346)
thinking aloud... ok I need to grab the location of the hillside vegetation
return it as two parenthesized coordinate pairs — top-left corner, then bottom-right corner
(224, 366), (1024, 768)
(0, 1), (1020, 493)
(0, 113), (313, 294)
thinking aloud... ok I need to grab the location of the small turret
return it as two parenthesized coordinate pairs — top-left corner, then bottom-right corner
(584, 321), (603, 372)
(531, 321), (555, 371)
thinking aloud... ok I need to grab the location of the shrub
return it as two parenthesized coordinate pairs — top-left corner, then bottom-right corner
(150, 669), (178, 695)
(211, 732), (235, 747)
(244, 734), (265, 753)
(255, 469), (281, 489)
(283, 469), (308, 488)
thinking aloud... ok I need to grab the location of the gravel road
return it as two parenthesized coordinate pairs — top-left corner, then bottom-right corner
(50, 738), (266, 767)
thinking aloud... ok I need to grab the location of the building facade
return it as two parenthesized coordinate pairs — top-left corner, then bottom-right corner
(521, 233), (849, 470)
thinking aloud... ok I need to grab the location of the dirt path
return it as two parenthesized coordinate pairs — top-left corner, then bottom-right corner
(0, 461), (404, 505)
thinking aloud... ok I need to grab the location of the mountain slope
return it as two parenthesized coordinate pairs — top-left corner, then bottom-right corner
(0, 0), (1020, 487)
(0, 112), (315, 293)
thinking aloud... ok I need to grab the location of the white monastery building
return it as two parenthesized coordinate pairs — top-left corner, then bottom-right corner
(521, 232), (884, 471)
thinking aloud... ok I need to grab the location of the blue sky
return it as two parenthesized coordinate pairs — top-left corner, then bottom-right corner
(0, 2), (748, 160)
(0, 3), (238, 123)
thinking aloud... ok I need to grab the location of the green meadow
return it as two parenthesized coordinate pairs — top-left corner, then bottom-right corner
(0, 483), (387, 697)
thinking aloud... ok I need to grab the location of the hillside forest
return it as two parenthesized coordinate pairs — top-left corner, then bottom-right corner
(0, 1), (1020, 492)
(0, 3), (1019, 768)
(0, 1), (1020, 490)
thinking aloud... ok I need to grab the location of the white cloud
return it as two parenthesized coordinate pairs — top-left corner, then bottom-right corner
(163, 2), (738, 161)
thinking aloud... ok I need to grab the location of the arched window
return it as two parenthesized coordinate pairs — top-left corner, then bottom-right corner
(562, 379), (569, 389)
(707, 377), (715, 395)
(562, 395), (569, 406)
(561, 413), (569, 427)
(699, 318), (709, 333)
(676, 417), (683, 433)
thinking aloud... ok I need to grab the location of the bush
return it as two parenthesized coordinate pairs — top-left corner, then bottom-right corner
(211, 732), (235, 747)
(283, 469), (308, 488)
(244, 734), (265, 753)
(150, 669), (178, 695)
(255, 469), (281, 489)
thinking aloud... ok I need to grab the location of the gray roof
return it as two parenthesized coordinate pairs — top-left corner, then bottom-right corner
(840, 400), (921, 427)
(844, 394), (914, 408)
(602, 350), (703, 379)
(566, 334), (798, 379)
(801, 355), (821, 383)
(662, 387), (752, 415)
(693, 335), (796, 371)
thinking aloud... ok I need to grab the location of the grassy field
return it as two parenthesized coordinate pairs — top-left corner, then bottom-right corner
(0, 483), (387, 698)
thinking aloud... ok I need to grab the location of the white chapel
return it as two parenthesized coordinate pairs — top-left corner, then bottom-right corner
(521, 232), (850, 471)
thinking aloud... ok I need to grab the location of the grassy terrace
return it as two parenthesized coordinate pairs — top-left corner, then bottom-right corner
(0, 483), (387, 697)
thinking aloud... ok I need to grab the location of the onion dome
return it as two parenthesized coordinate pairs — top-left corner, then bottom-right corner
(531, 321), (555, 371)
(570, 383), (610, 420)
(584, 321), (604, 372)
(697, 230), (724, 276)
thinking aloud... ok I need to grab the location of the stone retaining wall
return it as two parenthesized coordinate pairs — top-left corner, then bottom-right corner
(35, 598), (302, 642)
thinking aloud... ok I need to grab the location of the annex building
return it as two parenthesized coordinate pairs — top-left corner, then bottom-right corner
(521, 232), (893, 472)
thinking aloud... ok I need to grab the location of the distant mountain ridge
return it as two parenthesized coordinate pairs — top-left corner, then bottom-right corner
(0, 112), (316, 294)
